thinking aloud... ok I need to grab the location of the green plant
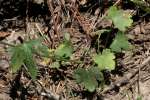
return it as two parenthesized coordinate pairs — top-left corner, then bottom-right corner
(106, 6), (133, 32)
(131, 0), (150, 13)
(54, 39), (73, 60)
(74, 67), (104, 92)
(49, 33), (73, 68)
(93, 49), (115, 71)
(136, 95), (142, 100)
(73, 6), (133, 92)
(9, 5), (133, 93)
(10, 33), (73, 79)
(110, 31), (131, 52)
(10, 39), (49, 80)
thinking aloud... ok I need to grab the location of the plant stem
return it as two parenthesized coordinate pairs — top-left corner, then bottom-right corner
(0, 41), (15, 47)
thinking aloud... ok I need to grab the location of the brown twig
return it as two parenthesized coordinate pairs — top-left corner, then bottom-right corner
(0, 41), (15, 47)
(37, 80), (66, 100)
(101, 55), (150, 94)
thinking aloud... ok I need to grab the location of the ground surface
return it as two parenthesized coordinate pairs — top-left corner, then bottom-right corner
(0, 0), (150, 100)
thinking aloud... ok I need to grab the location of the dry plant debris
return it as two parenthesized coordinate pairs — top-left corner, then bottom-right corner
(0, 0), (150, 100)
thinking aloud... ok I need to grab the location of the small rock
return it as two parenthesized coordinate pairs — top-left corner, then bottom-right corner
(0, 93), (11, 100)
(0, 60), (9, 70)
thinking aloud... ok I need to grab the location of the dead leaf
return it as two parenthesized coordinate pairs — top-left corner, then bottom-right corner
(0, 32), (10, 38)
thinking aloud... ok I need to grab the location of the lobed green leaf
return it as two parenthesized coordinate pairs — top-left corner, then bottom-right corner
(10, 46), (25, 73)
(54, 41), (73, 59)
(110, 31), (131, 52)
(74, 67), (104, 92)
(106, 6), (133, 31)
(93, 49), (115, 71)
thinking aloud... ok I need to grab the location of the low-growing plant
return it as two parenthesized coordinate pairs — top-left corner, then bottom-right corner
(10, 39), (49, 80)
(10, 33), (73, 80)
(131, 0), (150, 13)
(73, 6), (133, 92)
(9, 6), (133, 92)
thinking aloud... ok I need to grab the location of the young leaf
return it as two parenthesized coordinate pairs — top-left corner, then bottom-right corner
(106, 6), (133, 31)
(93, 49), (115, 71)
(10, 46), (25, 73)
(74, 68), (98, 92)
(10, 39), (47, 80)
(50, 61), (60, 69)
(74, 68), (88, 83)
(23, 44), (37, 80)
(24, 56), (37, 80)
(54, 41), (73, 59)
(26, 39), (49, 57)
(89, 67), (104, 82)
(83, 72), (98, 92)
(110, 31), (131, 52)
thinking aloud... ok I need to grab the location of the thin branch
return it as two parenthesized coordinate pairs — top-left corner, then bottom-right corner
(0, 41), (15, 47)
(101, 55), (150, 94)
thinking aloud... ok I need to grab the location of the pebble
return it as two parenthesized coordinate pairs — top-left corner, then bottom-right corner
(0, 60), (9, 70)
